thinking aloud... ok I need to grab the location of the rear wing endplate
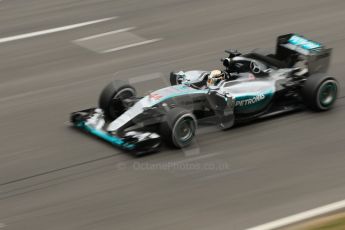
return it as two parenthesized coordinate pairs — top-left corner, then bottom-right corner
(276, 34), (332, 73)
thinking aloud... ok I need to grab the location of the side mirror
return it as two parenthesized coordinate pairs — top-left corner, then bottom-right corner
(263, 68), (273, 74)
(290, 67), (301, 74)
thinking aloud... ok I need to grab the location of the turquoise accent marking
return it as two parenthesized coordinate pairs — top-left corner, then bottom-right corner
(76, 122), (135, 150)
(288, 35), (321, 50)
(234, 88), (274, 100)
(153, 86), (208, 105)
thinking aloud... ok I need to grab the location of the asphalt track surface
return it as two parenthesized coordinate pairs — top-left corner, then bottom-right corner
(0, 0), (345, 229)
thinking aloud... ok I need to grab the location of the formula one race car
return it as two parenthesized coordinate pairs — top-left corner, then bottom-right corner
(71, 34), (339, 155)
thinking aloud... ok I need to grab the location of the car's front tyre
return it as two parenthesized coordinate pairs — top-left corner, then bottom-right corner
(99, 80), (136, 120)
(160, 108), (197, 148)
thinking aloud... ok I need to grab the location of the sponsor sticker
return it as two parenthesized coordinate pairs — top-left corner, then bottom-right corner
(288, 35), (321, 50)
(235, 93), (265, 107)
(149, 93), (163, 100)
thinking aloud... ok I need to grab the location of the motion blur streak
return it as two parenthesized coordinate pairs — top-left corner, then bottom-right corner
(0, 0), (345, 230)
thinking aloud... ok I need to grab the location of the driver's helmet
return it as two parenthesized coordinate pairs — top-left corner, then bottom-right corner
(207, 70), (225, 87)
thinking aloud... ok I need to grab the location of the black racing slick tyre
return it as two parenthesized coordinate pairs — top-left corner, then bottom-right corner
(99, 80), (136, 120)
(160, 108), (197, 149)
(170, 72), (178, 86)
(302, 74), (338, 111)
(170, 72), (184, 86)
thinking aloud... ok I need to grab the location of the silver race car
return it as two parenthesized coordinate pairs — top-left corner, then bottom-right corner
(71, 34), (339, 155)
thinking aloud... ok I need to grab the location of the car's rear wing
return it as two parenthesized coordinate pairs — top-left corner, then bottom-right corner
(276, 34), (332, 73)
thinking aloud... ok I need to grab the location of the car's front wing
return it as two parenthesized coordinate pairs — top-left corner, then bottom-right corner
(70, 108), (161, 155)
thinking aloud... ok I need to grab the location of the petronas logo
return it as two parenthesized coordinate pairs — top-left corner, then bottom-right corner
(235, 94), (265, 107)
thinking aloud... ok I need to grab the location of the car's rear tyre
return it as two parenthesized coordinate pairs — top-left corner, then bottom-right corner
(160, 108), (197, 148)
(302, 74), (338, 111)
(99, 80), (136, 120)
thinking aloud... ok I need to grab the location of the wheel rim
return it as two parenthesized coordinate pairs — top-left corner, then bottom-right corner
(173, 117), (196, 147)
(114, 88), (135, 100)
(110, 88), (135, 116)
(318, 80), (337, 108)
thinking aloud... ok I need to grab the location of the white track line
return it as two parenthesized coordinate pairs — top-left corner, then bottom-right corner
(101, 38), (162, 53)
(0, 17), (116, 44)
(246, 199), (345, 230)
(75, 27), (135, 42)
